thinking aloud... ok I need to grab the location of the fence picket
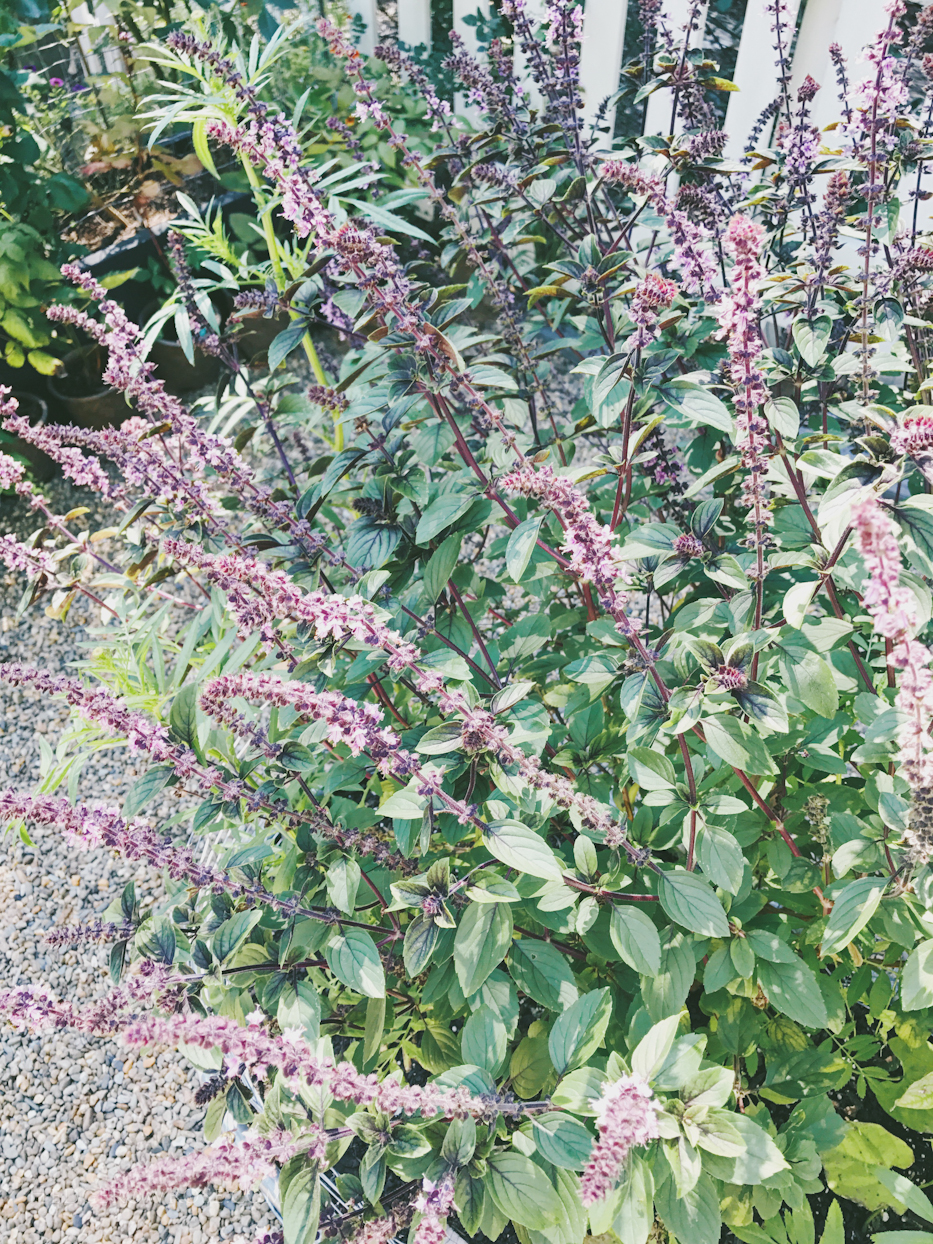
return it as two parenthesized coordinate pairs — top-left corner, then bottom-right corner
(397, 0), (433, 48)
(722, 0), (801, 157)
(579, 0), (629, 135)
(642, 0), (709, 138)
(347, 0), (378, 56)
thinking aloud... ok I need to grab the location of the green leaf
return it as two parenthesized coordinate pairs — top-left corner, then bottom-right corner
(895, 1070), (933, 1111)
(454, 901), (514, 995)
(326, 857), (361, 915)
(461, 1004), (508, 1074)
(902, 938), (933, 1011)
(466, 875), (522, 903)
(821, 876), (887, 956)
(684, 454), (741, 499)
(325, 928), (386, 997)
(362, 996), (385, 1066)
(508, 939), (579, 1010)
(506, 516), (543, 583)
(268, 319), (309, 370)
(442, 1116), (477, 1166)
(780, 648), (839, 717)
(277, 980), (321, 1042)
(345, 518), (401, 570)
(416, 493), (475, 544)
(593, 353), (632, 408)
(614, 1154), (654, 1244)
(631, 1013), (683, 1081)
(423, 533), (462, 604)
(702, 714), (777, 775)
(416, 723), (464, 755)
(483, 819), (563, 880)
(627, 746), (676, 790)
(757, 958), (828, 1029)
(191, 116), (220, 180)
(822, 1121), (913, 1212)
(510, 1034), (555, 1098)
(697, 824), (745, 895)
(793, 315), (832, 367)
(658, 870), (730, 937)
(455, 1170), (486, 1234)
(667, 384), (734, 435)
(360, 1143), (386, 1203)
(485, 1152), (562, 1229)
(531, 1113), (593, 1170)
(765, 397), (800, 440)
(123, 764), (173, 818)
(610, 905), (662, 976)
(548, 988), (611, 1074)
(213, 909), (262, 963)
(135, 915), (176, 965)
(379, 789), (426, 819)
(281, 1156), (321, 1244)
(655, 1171), (721, 1244)
(343, 196), (435, 243)
(170, 682), (200, 751)
(821, 1200), (844, 1244)
(872, 1167), (933, 1225)
(734, 682), (789, 732)
(403, 912), (439, 976)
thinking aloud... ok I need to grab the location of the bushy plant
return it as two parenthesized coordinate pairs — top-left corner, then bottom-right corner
(0, 25), (88, 375)
(6, 3), (933, 1243)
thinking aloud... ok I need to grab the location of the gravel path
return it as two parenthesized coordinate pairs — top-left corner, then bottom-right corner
(0, 482), (276, 1244)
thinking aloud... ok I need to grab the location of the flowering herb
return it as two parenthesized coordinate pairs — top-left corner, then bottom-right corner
(5, 5), (933, 1243)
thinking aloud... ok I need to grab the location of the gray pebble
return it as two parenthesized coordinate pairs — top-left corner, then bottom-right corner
(0, 482), (269, 1241)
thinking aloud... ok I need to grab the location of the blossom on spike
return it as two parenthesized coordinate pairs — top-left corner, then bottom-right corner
(413, 1173), (456, 1244)
(92, 1128), (317, 1208)
(579, 1074), (659, 1205)
(853, 497), (933, 801)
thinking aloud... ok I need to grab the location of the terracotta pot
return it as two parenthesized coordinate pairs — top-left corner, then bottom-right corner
(2, 393), (56, 481)
(47, 350), (129, 429)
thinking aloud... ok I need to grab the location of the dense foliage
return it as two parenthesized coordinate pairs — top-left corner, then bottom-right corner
(7, 3), (933, 1243)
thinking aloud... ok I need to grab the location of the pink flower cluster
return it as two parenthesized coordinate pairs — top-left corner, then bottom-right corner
(579, 1074), (659, 1205)
(200, 673), (403, 765)
(121, 1009), (532, 1120)
(45, 919), (134, 948)
(0, 662), (250, 806)
(892, 410), (933, 457)
(850, 1), (909, 155)
(347, 1213), (404, 1244)
(601, 163), (719, 301)
(0, 789), (323, 924)
(39, 272), (325, 555)
(502, 464), (636, 637)
(163, 539), (419, 668)
(0, 448), (25, 491)
(854, 496), (933, 788)
(0, 960), (176, 1038)
(0, 387), (114, 496)
(718, 215), (773, 575)
(629, 274), (679, 349)
(93, 1127), (316, 1209)
(413, 1173), (456, 1244)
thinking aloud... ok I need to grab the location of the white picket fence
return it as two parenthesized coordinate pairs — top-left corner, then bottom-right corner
(349, 0), (887, 147)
